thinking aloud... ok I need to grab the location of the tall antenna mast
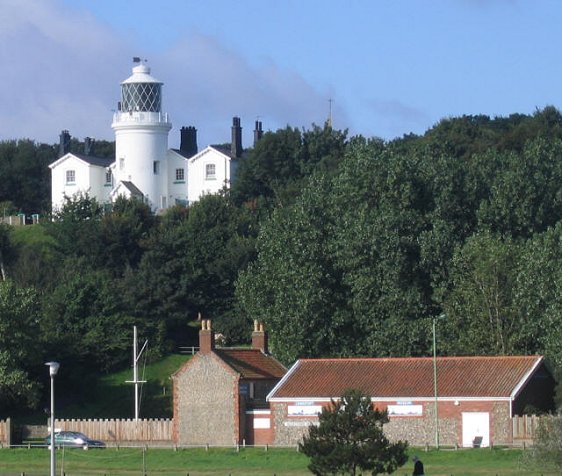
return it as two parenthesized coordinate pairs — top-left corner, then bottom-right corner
(327, 98), (333, 128)
(126, 326), (148, 421)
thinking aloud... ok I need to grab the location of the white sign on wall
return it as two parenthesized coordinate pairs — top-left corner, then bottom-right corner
(253, 418), (271, 429)
(287, 405), (323, 416)
(387, 404), (423, 416)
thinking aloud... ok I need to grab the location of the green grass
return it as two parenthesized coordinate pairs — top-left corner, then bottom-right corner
(0, 447), (559, 476)
(9, 222), (56, 248)
(59, 354), (191, 419)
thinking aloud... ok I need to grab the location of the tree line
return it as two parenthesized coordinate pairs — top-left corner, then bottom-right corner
(1, 108), (562, 416)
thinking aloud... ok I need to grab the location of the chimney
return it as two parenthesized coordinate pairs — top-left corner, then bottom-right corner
(251, 320), (268, 353)
(199, 318), (215, 354)
(180, 126), (198, 157)
(59, 130), (71, 157)
(253, 120), (263, 147)
(84, 137), (94, 156)
(231, 116), (243, 158)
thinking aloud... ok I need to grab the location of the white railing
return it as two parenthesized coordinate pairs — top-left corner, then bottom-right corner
(112, 111), (170, 124)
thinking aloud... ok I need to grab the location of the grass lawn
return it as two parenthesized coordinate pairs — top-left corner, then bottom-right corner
(0, 447), (559, 476)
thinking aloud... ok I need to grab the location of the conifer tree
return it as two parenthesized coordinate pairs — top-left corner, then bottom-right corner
(300, 389), (408, 476)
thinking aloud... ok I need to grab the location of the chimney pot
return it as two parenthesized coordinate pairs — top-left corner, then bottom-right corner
(180, 126), (198, 156)
(59, 130), (71, 157)
(231, 116), (243, 158)
(252, 321), (268, 353)
(199, 318), (215, 353)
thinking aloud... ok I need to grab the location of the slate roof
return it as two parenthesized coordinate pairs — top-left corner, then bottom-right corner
(170, 148), (195, 159)
(71, 153), (113, 168)
(268, 356), (544, 400)
(119, 181), (144, 196)
(214, 349), (286, 380)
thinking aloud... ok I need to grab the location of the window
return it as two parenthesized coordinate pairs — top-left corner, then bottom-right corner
(175, 168), (185, 181)
(105, 170), (112, 184)
(119, 158), (125, 171)
(205, 163), (216, 180)
(66, 170), (75, 184)
(153, 161), (160, 175)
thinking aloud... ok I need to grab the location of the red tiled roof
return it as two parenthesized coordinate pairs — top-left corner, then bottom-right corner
(215, 349), (286, 380)
(268, 356), (543, 400)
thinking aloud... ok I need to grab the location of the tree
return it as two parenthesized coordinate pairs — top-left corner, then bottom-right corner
(232, 124), (347, 208)
(125, 194), (258, 348)
(440, 232), (520, 356)
(0, 280), (42, 413)
(237, 137), (432, 363)
(300, 389), (408, 476)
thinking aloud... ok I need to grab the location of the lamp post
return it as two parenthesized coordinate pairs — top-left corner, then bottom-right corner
(432, 314), (446, 449)
(46, 361), (60, 476)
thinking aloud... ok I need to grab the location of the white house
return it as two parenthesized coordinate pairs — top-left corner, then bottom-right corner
(49, 61), (261, 213)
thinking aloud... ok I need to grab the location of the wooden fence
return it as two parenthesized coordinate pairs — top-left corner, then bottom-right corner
(21, 419), (173, 445)
(512, 414), (548, 441)
(56, 418), (172, 444)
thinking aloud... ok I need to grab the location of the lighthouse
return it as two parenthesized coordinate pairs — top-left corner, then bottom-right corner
(111, 59), (172, 211)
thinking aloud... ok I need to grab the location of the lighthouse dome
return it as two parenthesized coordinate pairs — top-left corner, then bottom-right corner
(120, 62), (163, 112)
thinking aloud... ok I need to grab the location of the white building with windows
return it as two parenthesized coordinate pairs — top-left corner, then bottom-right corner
(49, 61), (257, 213)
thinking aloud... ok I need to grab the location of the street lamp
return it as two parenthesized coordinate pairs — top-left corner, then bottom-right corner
(432, 314), (446, 449)
(45, 361), (60, 476)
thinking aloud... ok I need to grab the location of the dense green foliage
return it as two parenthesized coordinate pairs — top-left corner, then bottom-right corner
(524, 416), (562, 470)
(237, 114), (562, 376)
(300, 390), (408, 476)
(1, 109), (562, 415)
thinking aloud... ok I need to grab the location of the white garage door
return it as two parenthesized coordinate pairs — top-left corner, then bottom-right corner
(462, 412), (490, 448)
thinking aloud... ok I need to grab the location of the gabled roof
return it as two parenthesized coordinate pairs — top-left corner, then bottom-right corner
(214, 349), (286, 380)
(268, 356), (544, 400)
(187, 145), (232, 164)
(49, 152), (113, 169)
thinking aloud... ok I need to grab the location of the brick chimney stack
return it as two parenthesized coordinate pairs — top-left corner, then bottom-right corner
(199, 319), (215, 354)
(251, 320), (268, 353)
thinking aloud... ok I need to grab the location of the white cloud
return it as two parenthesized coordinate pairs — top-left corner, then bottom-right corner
(0, 0), (129, 143)
(160, 33), (344, 148)
(0, 1), (339, 149)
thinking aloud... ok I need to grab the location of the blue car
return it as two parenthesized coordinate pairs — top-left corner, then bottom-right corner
(45, 431), (105, 449)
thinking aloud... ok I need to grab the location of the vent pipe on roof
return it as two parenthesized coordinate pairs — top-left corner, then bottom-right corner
(59, 130), (71, 157)
(231, 116), (243, 158)
(180, 126), (198, 157)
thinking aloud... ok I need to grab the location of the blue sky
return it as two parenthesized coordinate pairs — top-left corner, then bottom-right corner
(2, 0), (562, 149)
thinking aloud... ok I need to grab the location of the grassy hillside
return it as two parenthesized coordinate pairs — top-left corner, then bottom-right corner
(59, 353), (191, 420)
(17, 354), (192, 424)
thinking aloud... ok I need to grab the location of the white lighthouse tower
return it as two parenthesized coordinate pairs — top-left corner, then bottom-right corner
(111, 60), (172, 211)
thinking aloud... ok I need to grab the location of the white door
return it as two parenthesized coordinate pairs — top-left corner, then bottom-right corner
(462, 412), (490, 447)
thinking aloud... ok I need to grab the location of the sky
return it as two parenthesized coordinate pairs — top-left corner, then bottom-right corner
(2, 0), (562, 149)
